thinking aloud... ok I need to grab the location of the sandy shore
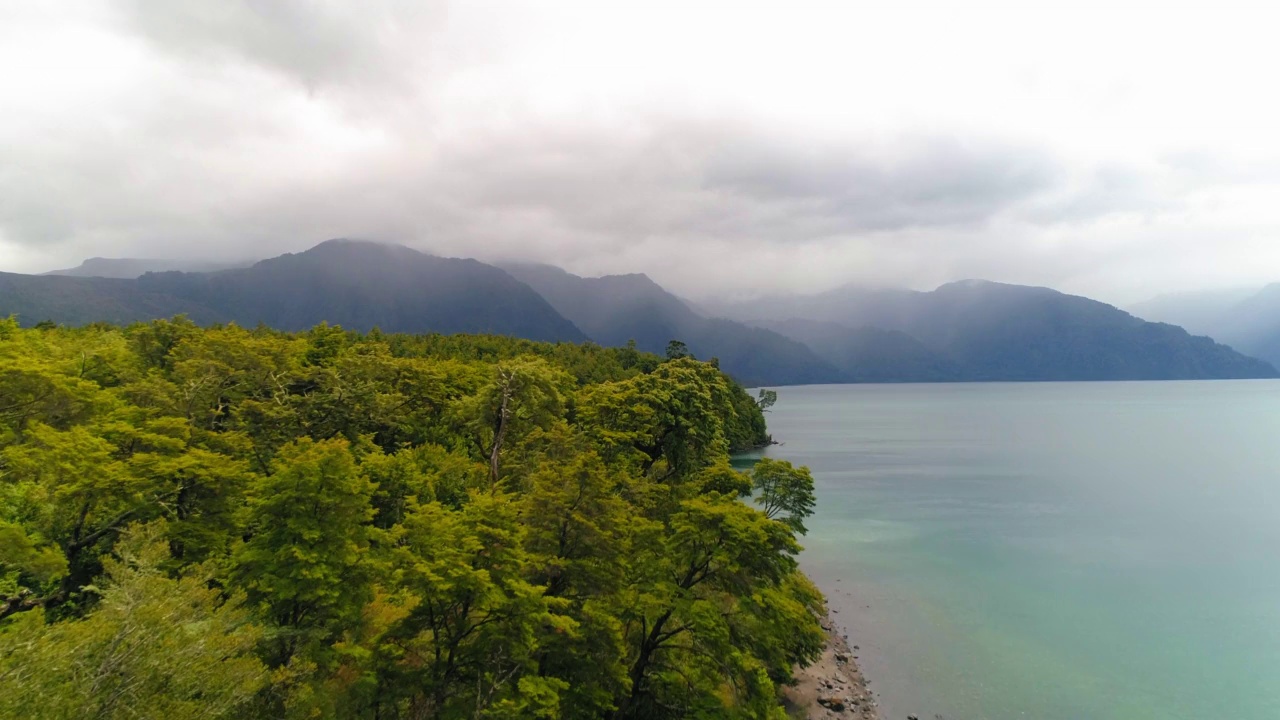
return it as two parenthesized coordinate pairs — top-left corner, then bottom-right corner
(784, 603), (882, 719)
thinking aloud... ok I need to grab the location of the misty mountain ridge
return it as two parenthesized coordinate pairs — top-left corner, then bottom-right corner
(498, 262), (840, 386)
(3, 240), (1276, 384)
(753, 318), (961, 382)
(6, 240), (584, 343)
(135, 239), (587, 342)
(1128, 287), (1262, 336)
(718, 279), (1277, 381)
(0, 272), (225, 327)
(44, 257), (250, 278)
(1129, 284), (1280, 369)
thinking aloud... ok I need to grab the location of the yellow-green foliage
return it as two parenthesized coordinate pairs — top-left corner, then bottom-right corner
(0, 523), (267, 720)
(0, 318), (820, 719)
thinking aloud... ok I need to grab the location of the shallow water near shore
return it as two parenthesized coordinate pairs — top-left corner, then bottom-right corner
(743, 380), (1280, 720)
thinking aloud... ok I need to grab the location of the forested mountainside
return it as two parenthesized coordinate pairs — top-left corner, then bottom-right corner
(1128, 288), (1260, 338)
(500, 262), (840, 387)
(0, 271), (224, 327)
(756, 318), (960, 383)
(3, 240), (586, 343)
(717, 280), (1279, 381)
(0, 317), (821, 719)
(44, 257), (248, 278)
(1131, 284), (1280, 370)
(9, 241), (1275, 385)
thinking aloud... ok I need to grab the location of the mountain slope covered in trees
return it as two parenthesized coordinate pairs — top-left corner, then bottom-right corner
(2, 240), (586, 343)
(756, 317), (961, 382)
(6, 242), (1275, 384)
(500, 262), (840, 386)
(1130, 284), (1280, 369)
(0, 271), (224, 326)
(139, 240), (587, 341)
(0, 318), (818, 719)
(716, 280), (1278, 381)
(44, 257), (248, 278)
(1128, 288), (1260, 337)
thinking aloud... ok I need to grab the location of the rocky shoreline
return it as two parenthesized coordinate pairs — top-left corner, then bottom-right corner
(784, 603), (881, 719)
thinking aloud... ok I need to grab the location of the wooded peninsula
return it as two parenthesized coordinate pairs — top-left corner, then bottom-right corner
(0, 316), (824, 719)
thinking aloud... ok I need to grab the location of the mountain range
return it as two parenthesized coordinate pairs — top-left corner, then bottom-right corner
(4, 240), (583, 343)
(3, 239), (1276, 385)
(1130, 285), (1280, 369)
(498, 263), (840, 386)
(44, 257), (249, 278)
(707, 280), (1277, 382)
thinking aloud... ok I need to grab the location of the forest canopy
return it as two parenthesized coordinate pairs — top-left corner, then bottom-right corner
(0, 316), (822, 719)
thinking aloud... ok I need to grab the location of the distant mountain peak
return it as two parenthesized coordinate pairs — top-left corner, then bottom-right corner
(598, 272), (660, 288)
(497, 261), (658, 287)
(712, 278), (1277, 381)
(498, 260), (572, 274)
(300, 238), (426, 257)
(934, 278), (1050, 294)
(10, 240), (586, 343)
(15, 244), (1279, 384)
(501, 261), (840, 386)
(309, 237), (396, 249)
(939, 278), (996, 289)
(43, 257), (249, 279)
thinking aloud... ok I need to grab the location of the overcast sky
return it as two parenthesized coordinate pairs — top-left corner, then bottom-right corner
(3, 0), (1279, 304)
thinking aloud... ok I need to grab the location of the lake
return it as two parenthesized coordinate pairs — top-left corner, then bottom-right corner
(742, 381), (1280, 720)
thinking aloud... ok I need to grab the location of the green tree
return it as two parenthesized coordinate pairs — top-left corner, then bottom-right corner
(750, 458), (816, 535)
(303, 322), (348, 367)
(374, 494), (568, 718)
(519, 451), (635, 716)
(231, 437), (377, 667)
(756, 388), (777, 412)
(0, 321), (820, 719)
(0, 524), (267, 720)
(613, 494), (812, 718)
(1, 422), (166, 619)
(128, 315), (200, 371)
(0, 521), (67, 619)
(456, 358), (571, 486)
(577, 359), (728, 483)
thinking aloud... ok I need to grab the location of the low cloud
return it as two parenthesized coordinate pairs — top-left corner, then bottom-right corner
(4, 0), (1280, 305)
(705, 134), (1063, 232)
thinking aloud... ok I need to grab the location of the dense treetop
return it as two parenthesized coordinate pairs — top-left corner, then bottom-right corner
(0, 316), (819, 719)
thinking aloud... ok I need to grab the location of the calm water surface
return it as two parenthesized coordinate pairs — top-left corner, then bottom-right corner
(744, 381), (1280, 720)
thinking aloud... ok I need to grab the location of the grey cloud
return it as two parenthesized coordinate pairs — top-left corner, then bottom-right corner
(5, 1), (1280, 304)
(119, 0), (449, 96)
(0, 99), (1223, 299)
(1019, 164), (1179, 225)
(421, 123), (1073, 251)
(1022, 148), (1280, 227)
(703, 135), (1064, 232)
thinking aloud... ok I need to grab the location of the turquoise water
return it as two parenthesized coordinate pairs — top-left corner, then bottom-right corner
(748, 381), (1280, 720)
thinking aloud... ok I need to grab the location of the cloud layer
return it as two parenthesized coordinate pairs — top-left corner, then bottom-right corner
(3, 0), (1280, 304)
